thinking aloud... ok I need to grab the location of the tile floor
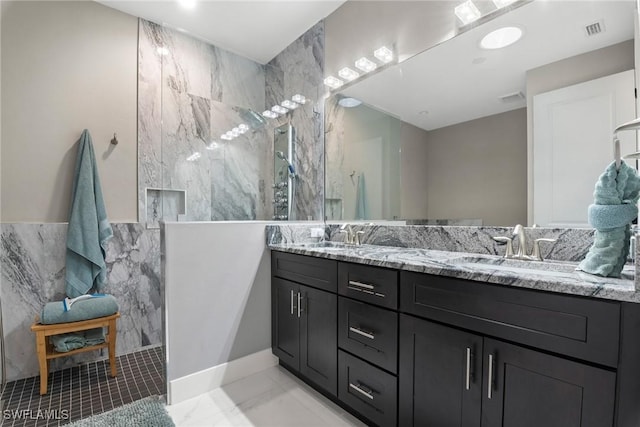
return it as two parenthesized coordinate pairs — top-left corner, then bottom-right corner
(166, 365), (367, 427)
(0, 346), (165, 427)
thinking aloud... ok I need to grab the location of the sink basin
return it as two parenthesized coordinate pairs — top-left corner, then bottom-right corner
(451, 256), (578, 274)
(449, 255), (634, 280)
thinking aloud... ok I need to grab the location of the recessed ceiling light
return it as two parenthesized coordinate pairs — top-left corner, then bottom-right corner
(480, 26), (523, 49)
(374, 46), (394, 63)
(324, 76), (344, 89)
(157, 47), (169, 56)
(455, 0), (481, 26)
(178, 0), (197, 10)
(354, 57), (377, 73)
(338, 67), (360, 81)
(338, 97), (362, 108)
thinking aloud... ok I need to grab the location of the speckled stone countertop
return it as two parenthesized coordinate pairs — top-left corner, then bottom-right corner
(268, 241), (639, 304)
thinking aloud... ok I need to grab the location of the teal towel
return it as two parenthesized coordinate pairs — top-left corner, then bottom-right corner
(50, 328), (105, 353)
(578, 161), (640, 277)
(65, 130), (113, 298)
(355, 173), (366, 220)
(41, 294), (118, 324)
(588, 204), (637, 230)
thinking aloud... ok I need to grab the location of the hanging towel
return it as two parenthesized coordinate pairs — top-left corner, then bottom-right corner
(65, 130), (113, 298)
(578, 161), (640, 277)
(355, 173), (366, 220)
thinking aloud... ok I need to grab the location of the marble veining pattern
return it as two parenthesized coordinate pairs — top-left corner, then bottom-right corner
(139, 19), (324, 222)
(266, 224), (640, 302)
(0, 223), (163, 382)
(268, 242), (638, 303)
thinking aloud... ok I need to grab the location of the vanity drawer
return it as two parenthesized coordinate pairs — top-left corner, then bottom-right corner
(338, 350), (397, 427)
(272, 251), (337, 293)
(338, 263), (398, 309)
(339, 297), (398, 374)
(400, 271), (620, 367)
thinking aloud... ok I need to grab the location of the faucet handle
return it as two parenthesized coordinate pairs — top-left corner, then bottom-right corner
(355, 230), (365, 246)
(493, 236), (514, 258)
(531, 238), (556, 261)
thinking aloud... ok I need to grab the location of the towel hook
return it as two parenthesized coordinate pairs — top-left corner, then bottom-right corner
(110, 133), (118, 145)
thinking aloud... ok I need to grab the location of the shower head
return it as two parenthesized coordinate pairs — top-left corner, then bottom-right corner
(276, 151), (295, 175)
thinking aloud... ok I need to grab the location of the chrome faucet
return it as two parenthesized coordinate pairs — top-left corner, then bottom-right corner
(512, 224), (528, 259)
(493, 224), (556, 261)
(340, 224), (364, 245)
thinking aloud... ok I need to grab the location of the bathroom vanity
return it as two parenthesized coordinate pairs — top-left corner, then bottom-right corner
(270, 244), (640, 427)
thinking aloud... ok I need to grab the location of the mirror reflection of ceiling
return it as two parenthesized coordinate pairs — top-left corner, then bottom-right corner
(341, 1), (635, 131)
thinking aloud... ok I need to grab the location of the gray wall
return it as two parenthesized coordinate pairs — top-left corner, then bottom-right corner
(400, 122), (430, 219)
(1, 1), (138, 223)
(425, 108), (527, 226)
(526, 39), (635, 223)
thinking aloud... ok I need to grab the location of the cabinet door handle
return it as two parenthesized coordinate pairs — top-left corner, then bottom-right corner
(487, 354), (494, 399)
(349, 382), (374, 400)
(348, 280), (386, 298)
(465, 347), (471, 391)
(348, 280), (375, 290)
(290, 289), (294, 315)
(349, 326), (375, 340)
(297, 292), (302, 318)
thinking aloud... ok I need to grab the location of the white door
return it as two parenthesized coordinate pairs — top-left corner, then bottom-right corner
(533, 69), (636, 227)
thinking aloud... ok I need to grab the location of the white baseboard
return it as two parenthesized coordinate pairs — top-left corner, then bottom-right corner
(168, 349), (278, 405)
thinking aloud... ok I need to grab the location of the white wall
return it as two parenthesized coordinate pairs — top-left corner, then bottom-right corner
(1, 1), (138, 222)
(399, 122), (429, 219)
(526, 40), (635, 224)
(163, 222), (273, 403)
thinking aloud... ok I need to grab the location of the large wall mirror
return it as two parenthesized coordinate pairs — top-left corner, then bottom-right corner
(325, 0), (637, 226)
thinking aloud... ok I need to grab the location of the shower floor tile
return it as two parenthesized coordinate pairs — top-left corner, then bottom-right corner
(0, 346), (165, 427)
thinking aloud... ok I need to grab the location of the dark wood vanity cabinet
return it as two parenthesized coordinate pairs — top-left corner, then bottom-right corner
(271, 253), (338, 397)
(399, 314), (616, 427)
(271, 251), (640, 427)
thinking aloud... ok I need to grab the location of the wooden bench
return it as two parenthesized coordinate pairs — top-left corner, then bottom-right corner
(30, 312), (119, 395)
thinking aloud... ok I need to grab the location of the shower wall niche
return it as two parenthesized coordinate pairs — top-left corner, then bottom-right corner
(138, 19), (325, 222)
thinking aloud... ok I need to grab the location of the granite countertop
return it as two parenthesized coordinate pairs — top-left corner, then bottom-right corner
(268, 242), (639, 304)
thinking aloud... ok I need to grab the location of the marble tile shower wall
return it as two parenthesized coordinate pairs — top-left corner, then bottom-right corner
(0, 223), (162, 382)
(138, 19), (325, 222)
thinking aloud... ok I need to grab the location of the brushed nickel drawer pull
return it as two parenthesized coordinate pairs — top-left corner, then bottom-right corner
(290, 289), (294, 315)
(349, 382), (374, 400)
(488, 354), (494, 399)
(348, 280), (375, 290)
(465, 348), (471, 391)
(349, 326), (375, 340)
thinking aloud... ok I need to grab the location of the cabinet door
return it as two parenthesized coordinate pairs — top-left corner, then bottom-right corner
(272, 278), (300, 369)
(482, 338), (616, 427)
(300, 284), (338, 397)
(399, 314), (482, 427)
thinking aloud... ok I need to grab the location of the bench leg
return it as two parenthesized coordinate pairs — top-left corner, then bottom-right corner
(35, 331), (48, 395)
(108, 320), (117, 377)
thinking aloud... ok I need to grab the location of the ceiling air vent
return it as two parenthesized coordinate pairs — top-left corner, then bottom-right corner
(498, 91), (525, 103)
(585, 20), (605, 37)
